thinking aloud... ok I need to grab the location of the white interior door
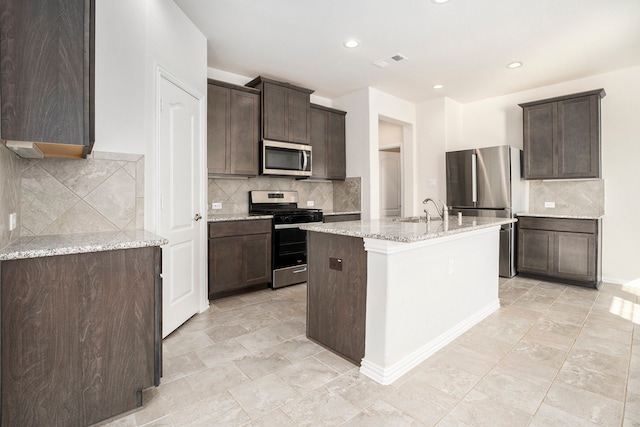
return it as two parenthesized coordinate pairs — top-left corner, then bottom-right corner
(159, 76), (203, 337)
(380, 150), (402, 217)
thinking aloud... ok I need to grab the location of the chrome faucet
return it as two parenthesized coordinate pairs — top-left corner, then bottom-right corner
(422, 198), (449, 222)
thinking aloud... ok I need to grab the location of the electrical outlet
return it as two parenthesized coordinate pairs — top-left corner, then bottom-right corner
(544, 201), (556, 208)
(428, 178), (437, 187)
(211, 202), (222, 210)
(306, 200), (314, 207)
(9, 213), (16, 231)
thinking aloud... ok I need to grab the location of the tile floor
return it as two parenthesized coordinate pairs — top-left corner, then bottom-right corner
(107, 277), (640, 426)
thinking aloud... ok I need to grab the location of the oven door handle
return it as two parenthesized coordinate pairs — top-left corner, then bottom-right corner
(274, 223), (304, 230)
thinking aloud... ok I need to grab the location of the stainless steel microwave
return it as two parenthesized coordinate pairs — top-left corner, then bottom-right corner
(261, 140), (312, 177)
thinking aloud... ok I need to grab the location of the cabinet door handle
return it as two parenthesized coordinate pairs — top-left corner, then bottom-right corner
(194, 213), (202, 221)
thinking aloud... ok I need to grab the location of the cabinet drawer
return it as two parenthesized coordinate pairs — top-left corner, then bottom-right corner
(209, 219), (272, 238)
(518, 217), (596, 234)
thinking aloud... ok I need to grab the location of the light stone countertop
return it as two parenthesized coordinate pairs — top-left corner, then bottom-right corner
(207, 214), (273, 222)
(0, 230), (168, 261)
(300, 217), (516, 243)
(517, 212), (603, 220)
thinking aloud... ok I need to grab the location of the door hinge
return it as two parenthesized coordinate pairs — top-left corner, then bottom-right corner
(160, 98), (164, 111)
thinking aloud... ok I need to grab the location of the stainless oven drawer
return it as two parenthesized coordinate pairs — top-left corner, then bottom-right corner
(273, 265), (308, 289)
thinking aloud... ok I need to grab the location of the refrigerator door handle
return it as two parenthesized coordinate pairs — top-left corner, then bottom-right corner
(471, 153), (478, 205)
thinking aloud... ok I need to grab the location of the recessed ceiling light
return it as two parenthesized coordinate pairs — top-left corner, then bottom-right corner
(507, 61), (523, 69)
(343, 39), (359, 48)
(431, 0), (451, 4)
(433, 84), (444, 89)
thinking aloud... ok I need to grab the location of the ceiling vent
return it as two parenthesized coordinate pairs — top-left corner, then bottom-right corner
(373, 52), (408, 68)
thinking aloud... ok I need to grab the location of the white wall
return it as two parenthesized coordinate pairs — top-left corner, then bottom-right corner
(95, 0), (207, 231)
(335, 88), (417, 219)
(333, 88), (372, 218)
(453, 66), (640, 283)
(378, 120), (403, 148)
(415, 97), (463, 207)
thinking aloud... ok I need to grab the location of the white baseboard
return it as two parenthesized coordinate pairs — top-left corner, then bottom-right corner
(602, 276), (633, 285)
(359, 299), (500, 385)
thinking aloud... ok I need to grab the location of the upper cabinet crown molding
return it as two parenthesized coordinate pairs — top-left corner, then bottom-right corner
(519, 89), (605, 180)
(0, 0), (95, 159)
(246, 76), (314, 145)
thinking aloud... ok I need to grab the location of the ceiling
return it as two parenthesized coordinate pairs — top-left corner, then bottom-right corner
(174, 0), (640, 104)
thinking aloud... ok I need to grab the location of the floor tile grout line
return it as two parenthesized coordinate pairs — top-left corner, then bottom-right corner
(524, 283), (601, 426)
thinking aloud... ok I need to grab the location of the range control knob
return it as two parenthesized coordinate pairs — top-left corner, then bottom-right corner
(282, 216), (293, 224)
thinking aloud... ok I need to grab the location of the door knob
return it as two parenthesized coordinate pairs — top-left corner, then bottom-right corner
(194, 213), (202, 221)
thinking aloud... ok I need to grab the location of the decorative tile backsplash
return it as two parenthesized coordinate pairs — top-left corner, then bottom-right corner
(529, 179), (604, 217)
(21, 152), (144, 236)
(208, 176), (361, 215)
(0, 144), (25, 249)
(333, 177), (361, 212)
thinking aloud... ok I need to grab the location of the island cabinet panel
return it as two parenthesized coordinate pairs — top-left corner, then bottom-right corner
(0, 0), (95, 156)
(208, 220), (272, 299)
(207, 79), (260, 176)
(307, 231), (367, 365)
(1, 247), (160, 427)
(520, 89), (604, 180)
(517, 216), (601, 288)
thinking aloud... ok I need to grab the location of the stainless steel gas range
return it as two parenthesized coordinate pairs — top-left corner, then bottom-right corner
(249, 191), (323, 289)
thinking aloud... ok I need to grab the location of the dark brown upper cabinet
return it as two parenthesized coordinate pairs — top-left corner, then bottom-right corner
(310, 104), (347, 180)
(0, 0), (95, 159)
(246, 76), (314, 145)
(207, 79), (260, 176)
(519, 89), (605, 180)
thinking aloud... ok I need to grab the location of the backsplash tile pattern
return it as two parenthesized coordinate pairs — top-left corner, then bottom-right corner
(333, 177), (361, 212)
(208, 177), (335, 216)
(529, 179), (604, 217)
(21, 152), (144, 236)
(0, 144), (25, 249)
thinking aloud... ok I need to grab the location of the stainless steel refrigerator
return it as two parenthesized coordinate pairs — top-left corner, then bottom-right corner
(446, 145), (524, 277)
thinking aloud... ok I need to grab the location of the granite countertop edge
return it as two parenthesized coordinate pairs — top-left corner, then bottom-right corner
(0, 230), (169, 261)
(300, 217), (516, 243)
(517, 212), (604, 220)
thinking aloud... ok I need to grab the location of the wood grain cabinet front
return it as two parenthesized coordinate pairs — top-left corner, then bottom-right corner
(310, 104), (347, 180)
(246, 76), (314, 145)
(207, 79), (260, 176)
(0, 0), (95, 157)
(306, 231), (367, 365)
(517, 216), (601, 288)
(520, 89), (605, 180)
(0, 247), (161, 426)
(208, 220), (272, 299)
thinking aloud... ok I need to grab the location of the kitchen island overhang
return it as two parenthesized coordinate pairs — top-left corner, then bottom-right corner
(301, 217), (516, 385)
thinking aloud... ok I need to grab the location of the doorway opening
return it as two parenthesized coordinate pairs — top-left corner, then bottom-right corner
(379, 120), (403, 218)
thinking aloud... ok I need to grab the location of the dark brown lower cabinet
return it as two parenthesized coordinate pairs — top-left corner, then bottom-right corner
(517, 216), (601, 288)
(306, 231), (367, 365)
(208, 220), (272, 299)
(323, 213), (361, 223)
(0, 247), (161, 427)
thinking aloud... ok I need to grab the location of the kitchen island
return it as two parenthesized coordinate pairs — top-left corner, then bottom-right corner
(301, 216), (515, 385)
(0, 230), (167, 426)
